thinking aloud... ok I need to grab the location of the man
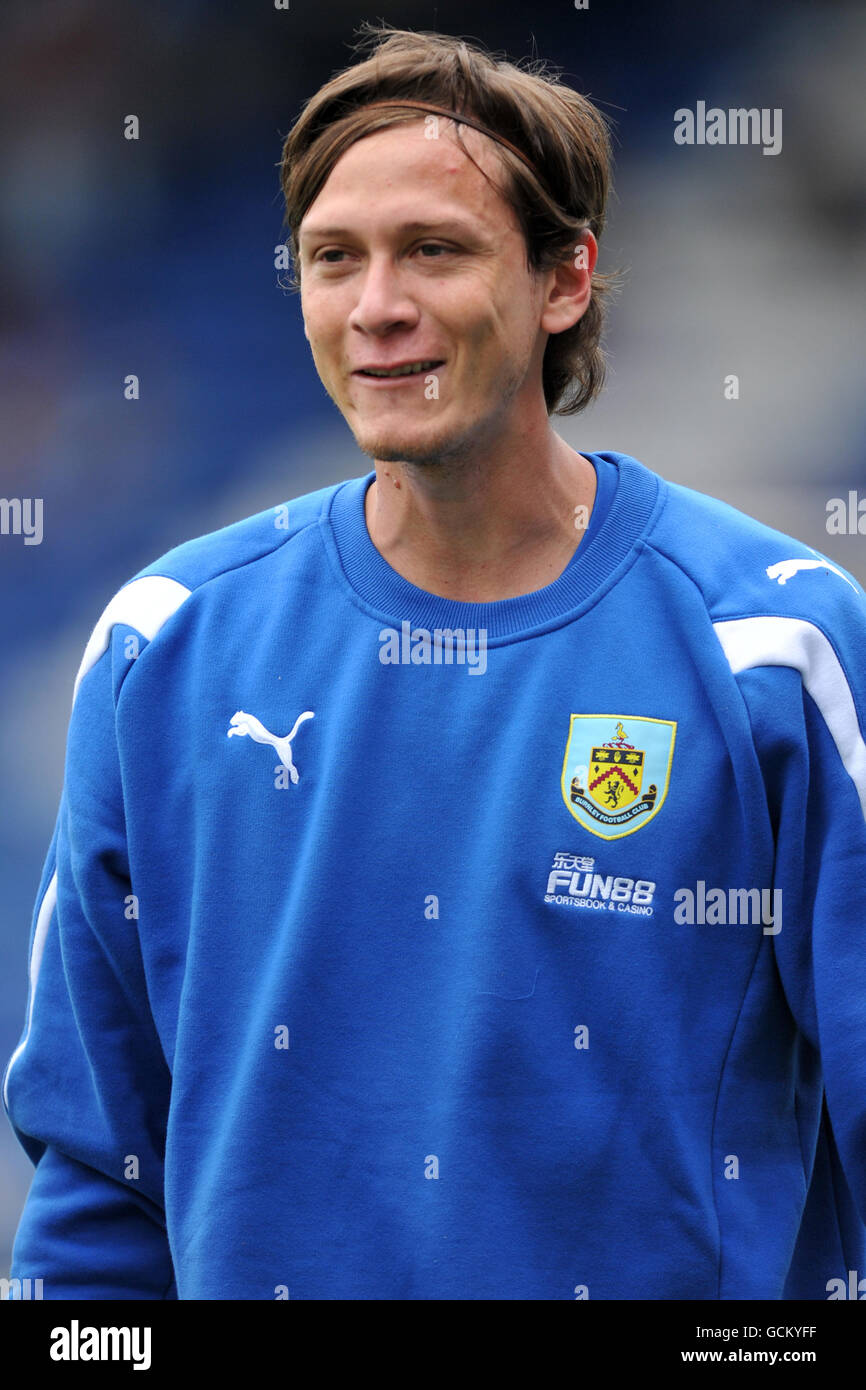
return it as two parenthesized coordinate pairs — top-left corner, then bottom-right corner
(4, 24), (866, 1300)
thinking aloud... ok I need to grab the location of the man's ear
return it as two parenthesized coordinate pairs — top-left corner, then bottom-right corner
(540, 229), (599, 337)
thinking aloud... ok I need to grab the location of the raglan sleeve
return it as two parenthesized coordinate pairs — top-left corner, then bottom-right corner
(727, 592), (866, 1243)
(1, 616), (176, 1299)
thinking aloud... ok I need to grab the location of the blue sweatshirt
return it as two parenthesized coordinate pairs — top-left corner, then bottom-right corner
(4, 450), (866, 1300)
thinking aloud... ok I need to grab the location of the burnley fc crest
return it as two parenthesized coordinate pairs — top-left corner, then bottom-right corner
(561, 715), (676, 840)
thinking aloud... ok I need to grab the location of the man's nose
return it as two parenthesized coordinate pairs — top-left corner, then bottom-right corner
(348, 256), (420, 334)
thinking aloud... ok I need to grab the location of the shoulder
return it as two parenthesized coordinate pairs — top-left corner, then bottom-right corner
(637, 465), (863, 620)
(623, 459), (866, 754)
(72, 478), (349, 703)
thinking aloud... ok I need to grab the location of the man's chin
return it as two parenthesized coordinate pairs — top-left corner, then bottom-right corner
(352, 427), (465, 468)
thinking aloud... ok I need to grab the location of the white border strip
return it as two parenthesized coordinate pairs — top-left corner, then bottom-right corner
(72, 576), (191, 704)
(713, 616), (866, 820)
(3, 575), (191, 1113)
(3, 873), (57, 1110)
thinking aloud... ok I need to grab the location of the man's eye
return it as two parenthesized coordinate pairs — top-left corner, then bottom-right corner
(313, 244), (451, 265)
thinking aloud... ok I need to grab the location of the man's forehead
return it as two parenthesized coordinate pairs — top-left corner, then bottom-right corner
(299, 120), (510, 232)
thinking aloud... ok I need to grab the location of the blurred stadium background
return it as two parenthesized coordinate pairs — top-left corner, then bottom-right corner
(2, 0), (865, 1280)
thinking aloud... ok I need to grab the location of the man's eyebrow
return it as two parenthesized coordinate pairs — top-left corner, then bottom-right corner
(299, 218), (482, 242)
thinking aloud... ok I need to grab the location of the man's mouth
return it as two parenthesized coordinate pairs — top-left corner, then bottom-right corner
(354, 359), (445, 378)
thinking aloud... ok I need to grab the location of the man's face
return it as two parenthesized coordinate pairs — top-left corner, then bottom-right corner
(297, 120), (553, 466)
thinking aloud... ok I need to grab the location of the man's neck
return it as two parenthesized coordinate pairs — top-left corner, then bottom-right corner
(363, 435), (597, 603)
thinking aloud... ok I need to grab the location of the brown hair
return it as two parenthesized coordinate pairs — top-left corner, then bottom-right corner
(279, 23), (624, 416)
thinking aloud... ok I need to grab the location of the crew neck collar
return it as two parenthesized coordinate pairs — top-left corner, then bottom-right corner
(322, 451), (661, 641)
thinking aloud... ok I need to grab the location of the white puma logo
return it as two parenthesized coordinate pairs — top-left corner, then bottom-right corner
(227, 709), (315, 784)
(766, 558), (857, 592)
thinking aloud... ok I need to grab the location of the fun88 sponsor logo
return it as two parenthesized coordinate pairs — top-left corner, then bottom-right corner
(544, 852), (656, 915)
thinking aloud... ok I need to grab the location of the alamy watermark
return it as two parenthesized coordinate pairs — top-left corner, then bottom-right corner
(0, 497), (43, 544)
(826, 492), (866, 535)
(674, 881), (781, 935)
(49, 1321), (151, 1369)
(379, 620), (488, 675)
(674, 102), (782, 156)
(0, 1276), (43, 1299)
(827, 1269), (866, 1299)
